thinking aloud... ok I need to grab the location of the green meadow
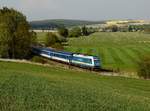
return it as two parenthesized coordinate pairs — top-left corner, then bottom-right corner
(0, 61), (150, 111)
(65, 32), (150, 71)
(36, 32), (150, 71)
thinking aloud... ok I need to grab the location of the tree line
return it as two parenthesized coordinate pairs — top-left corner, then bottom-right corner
(101, 24), (150, 33)
(44, 26), (97, 49)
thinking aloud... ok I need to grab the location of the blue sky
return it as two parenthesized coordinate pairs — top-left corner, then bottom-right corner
(0, 0), (150, 21)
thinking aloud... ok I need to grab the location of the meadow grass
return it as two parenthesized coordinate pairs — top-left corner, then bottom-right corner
(0, 61), (150, 111)
(65, 32), (150, 71)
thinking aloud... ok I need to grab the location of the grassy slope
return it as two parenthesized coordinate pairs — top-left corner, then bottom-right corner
(0, 61), (150, 111)
(66, 32), (150, 71)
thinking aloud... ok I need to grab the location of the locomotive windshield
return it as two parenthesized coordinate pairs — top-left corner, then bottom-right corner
(94, 59), (100, 66)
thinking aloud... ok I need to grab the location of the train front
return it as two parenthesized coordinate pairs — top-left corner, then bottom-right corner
(93, 56), (101, 69)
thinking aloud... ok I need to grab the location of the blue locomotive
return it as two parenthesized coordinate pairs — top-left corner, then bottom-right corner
(32, 47), (101, 69)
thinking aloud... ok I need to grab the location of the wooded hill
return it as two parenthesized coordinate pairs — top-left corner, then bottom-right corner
(29, 19), (104, 29)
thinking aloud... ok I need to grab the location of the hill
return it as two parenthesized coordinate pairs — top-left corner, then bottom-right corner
(29, 19), (103, 29)
(0, 61), (150, 111)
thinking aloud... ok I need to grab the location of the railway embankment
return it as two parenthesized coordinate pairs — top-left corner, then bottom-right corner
(0, 58), (138, 78)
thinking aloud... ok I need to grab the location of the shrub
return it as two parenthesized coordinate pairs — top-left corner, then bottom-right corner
(57, 36), (67, 43)
(45, 32), (58, 47)
(45, 32), (66, 50)
(81, 26), (89, 36)
(51, 43), (64, 50)
(58, 27), (68, 37)
(69, 27), (82, 37)
(144, 29), (150, 34)
(31, 56), (47, 64)
(137, 55), (150, 79)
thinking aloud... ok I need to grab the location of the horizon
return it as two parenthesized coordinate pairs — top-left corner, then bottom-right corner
(29, 18), (150, 22)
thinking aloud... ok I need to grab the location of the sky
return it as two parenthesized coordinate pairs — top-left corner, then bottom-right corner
(0, 0), (150, 21)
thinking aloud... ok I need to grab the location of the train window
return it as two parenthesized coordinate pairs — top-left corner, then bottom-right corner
(73, 57), (92, 64)
(84, 58), (92, 64)
(53, 53), (68, 59)
(94, 60), (100, 66)
(42, 51), (49, 55)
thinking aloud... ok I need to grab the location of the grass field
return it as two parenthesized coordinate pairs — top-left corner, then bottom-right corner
(36, 32), (150, 71)
(0, 61), (150, 111)
(65, 32), (150, 71)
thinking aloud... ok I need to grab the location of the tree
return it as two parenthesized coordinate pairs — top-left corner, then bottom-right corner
(45, 32), (58, 47)
(0, 7), (37, 59)
(137, 55), (150, 79)
(45, 32), (64, 49)
(111, 25), (118, 32)
(128, 25), (133, 32)
(81, 26), (89, 36)
(69, 27), (82, 37)
(58, 27), (68, 37)
(144, 29), (150, 34)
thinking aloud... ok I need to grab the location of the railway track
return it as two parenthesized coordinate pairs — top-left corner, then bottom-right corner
(0, 58), (119, 76)
(35, 56), (119, 75)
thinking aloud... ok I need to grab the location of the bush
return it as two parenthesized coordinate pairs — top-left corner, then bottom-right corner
(69, 27), (82, 37)
(58, 27), (68, 37)
(51, 43), (64, 50)
(81, 26), (89, 36)
(144, 29), (150, 34)
(45, 32), (58, 47)
(57, 36), (67, 43)
(45, 32), (66, 50)
(137, 55), (150, 79)
(31, 56), (47, 64)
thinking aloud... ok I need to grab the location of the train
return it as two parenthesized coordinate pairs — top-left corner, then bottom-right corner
(32, 47), (101, 69)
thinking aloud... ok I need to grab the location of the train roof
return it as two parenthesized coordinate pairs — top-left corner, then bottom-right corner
(33, 46), (100, 59)
(38, 47), (73, 55)
(73, 54), (100, 59)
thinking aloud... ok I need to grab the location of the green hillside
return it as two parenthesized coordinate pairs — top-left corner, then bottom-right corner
(30, 19), (102, 29)
(66, 32), (150, 71)
(0, 61), (150, 111)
